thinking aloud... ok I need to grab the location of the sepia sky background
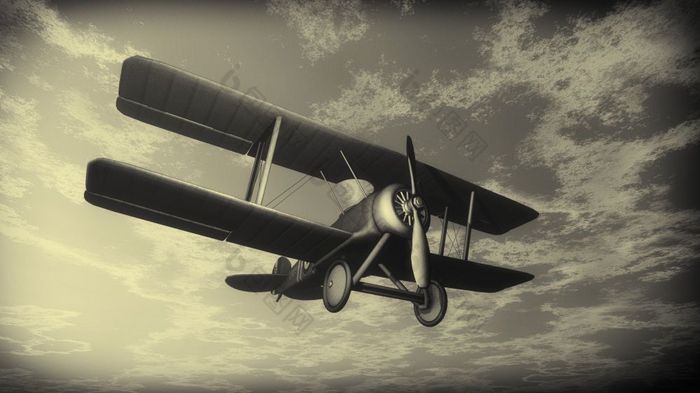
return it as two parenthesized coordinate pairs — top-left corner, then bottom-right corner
(1, 1), (699, 392)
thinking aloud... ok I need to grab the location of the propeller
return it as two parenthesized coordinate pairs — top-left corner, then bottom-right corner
(406, 136), (430, 289)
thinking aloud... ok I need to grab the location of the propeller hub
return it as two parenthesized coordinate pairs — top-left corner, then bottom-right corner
(390, 188), (429, 230)
(411, 196), (424, 209)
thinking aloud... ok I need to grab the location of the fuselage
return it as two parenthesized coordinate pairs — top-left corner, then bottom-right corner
(283, 184), (423, 299)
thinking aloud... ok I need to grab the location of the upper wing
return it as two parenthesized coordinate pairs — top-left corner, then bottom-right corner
(85, 158), (352, 262)
(427, 254), (534, 292)
(117, 56), (538, 234)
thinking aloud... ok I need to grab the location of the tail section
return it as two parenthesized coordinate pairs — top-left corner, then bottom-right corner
(225, 274), (287, 292)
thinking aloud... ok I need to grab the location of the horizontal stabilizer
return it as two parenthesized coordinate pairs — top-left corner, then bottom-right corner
(226, 274), (287, 292)
(85, 158), (352, 262)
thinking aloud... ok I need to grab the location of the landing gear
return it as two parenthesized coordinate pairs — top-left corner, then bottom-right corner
(323, 260), (352, 313)
(414, 280), (447, 327)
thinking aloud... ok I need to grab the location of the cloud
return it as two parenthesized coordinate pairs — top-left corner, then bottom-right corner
(311, 69), (417, 135)
(0, 367), (142, 393)
(479, 1), (697, 122)
(0, 305), (91, 356)
(1, 0), (148, 95)
(467, 1), (700, 285)
(308, 2), (700, 389)
(0, 89), (84, 202)
(392, 0), (417, 16)
(26, 73), (53, 91)
(2, 1), (700, 392)
(0, 0), (146, 69)
(315, 0), (700, 281)
(438, 2), (700, 388)
(57, 89), (173, 166)
(267, 0), (369, 64)
(0, 1), (159, 204)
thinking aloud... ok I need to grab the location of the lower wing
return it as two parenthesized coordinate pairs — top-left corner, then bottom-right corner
(428, 254), (534, 292)
(85, 158), (352, 263)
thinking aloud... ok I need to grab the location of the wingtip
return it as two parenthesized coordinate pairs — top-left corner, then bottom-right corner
(224, 275), (237, 288)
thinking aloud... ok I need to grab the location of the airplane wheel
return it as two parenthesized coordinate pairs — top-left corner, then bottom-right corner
(272, 257), (291, 275)
(414, 280), (447, 327)
(323, 260), (352, 313)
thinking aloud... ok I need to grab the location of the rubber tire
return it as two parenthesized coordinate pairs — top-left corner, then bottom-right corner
(323, 260), (352, 313)
(272, 257), (292, 275)
(414, 280), (448, 327)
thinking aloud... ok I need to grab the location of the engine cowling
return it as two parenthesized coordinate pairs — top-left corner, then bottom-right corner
(372, 184), (430, 237)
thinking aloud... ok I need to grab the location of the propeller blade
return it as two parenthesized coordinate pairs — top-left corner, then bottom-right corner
(406, 135), (430, 289)
(411, 207), (430, 289)
(406, 136), (417, 194)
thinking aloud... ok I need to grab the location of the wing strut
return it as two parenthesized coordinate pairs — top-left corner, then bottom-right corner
(256, 116), (282, 205)
(244, 141), (264, 201)
(462, 191), (475, 261)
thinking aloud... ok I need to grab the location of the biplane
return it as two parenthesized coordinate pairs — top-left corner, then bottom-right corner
(84, 56), (538, 327)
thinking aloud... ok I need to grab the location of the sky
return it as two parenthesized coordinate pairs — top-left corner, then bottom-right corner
(1, 0), (699, 392)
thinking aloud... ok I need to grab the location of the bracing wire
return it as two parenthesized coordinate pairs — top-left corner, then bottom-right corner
(446, 224), (462, 258)
(269, 175), (314, 209)
(264, 173), (311, 207)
